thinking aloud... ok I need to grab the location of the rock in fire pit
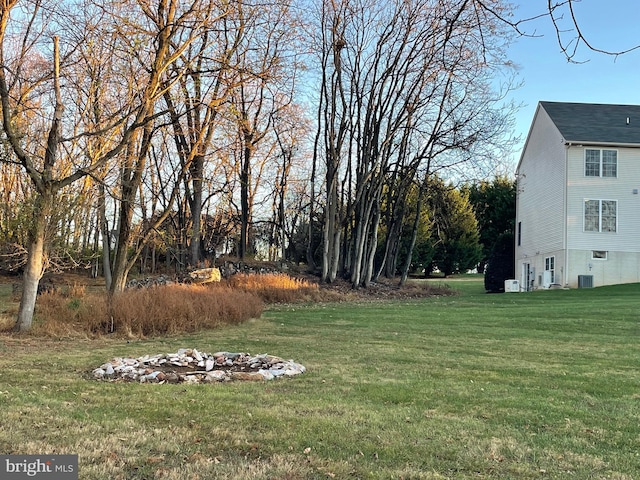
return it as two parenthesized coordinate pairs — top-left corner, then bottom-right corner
(92, 348), (306, 384)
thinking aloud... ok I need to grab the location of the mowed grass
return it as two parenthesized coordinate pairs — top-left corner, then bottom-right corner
(0, 279), (639, 479)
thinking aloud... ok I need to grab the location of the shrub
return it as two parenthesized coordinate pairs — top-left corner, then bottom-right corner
(484, 232), (515, 293)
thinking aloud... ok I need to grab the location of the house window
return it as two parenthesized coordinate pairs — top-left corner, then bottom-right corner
(584, 199), (617, 232)
(602, 150), (617, 177)
(544, 256), (555, 283)
(585, 149), (617, 177)
(585, 150), (600, 176)
(517, 222), (521, 246)
(592, 250), (608, 260)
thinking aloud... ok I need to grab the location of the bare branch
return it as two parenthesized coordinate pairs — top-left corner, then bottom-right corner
(546, 0), (640, 62)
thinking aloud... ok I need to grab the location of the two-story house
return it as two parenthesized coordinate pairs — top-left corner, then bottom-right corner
(515, 101), (640, 290)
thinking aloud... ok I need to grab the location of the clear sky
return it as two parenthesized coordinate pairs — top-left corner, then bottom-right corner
(504, 0), (640, 168)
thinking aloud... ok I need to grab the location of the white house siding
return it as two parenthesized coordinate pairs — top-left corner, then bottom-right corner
(568, 250), (640, 287)
(515, 107), (567, 289)
(565, 146), (640, 287)
(566, 146), (640, 251)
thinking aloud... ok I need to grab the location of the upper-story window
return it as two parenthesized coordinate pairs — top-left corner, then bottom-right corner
(584, 199), (617, 233)
(585, 149), (617, 177)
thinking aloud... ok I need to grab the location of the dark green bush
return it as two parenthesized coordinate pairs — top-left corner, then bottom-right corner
(484, 232), (515, 293)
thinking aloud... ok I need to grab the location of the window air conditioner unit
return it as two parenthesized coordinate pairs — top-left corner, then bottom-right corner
(578, 275), (593, 288)
(504, 279), (520, 292)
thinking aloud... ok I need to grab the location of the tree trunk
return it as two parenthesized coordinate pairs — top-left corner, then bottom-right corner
(13, 255), (44, 332)
(350, 205), (368, 287)
(110, 144), (140, 294)
(110, 196), (134, 293)
(15, 245), (43, 332)
(329, 228), (341, 282)
(400, 182), (426, 286)
(98, 183), (112, 290)
(11, 36), (63, 331)
(322, 175), (340, 283)
(189, 155), (204, 267)
(399, 220), (419, 286)
(239, 180), (249, 260)
(380, 195), (407, 280)
(362, 205), (380, 288)
(381, 221), (400, 279)
(239, 136), (252, 260)
(14, 201), (47, 332)
(307, 107), (320, 271)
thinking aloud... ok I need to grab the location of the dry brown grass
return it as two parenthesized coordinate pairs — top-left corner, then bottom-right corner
(32, 288), (106, 337)
(0, 312), (14, 331)
(25, 273), (332, 337)
(226, 273), (457, 304)
(227, 273), (328, 303)
(28, 283), (263, 338)
(1, 272), (455, 337)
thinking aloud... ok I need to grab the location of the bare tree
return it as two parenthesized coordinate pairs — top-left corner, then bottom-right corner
(315, 0), (350, 283)
(268, 103), (311, 261)
(161, 1), (242, 268)
(0, 1), (93, 330)
(107, 0), (225, 293)
(224, 0), (303, 260)
(314, 0), (517, 288)
(0, 0), (218, 328)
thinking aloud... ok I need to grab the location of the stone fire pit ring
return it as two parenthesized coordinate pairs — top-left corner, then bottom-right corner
(92, 348), (306, 384)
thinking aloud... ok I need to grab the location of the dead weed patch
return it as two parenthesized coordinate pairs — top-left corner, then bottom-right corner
(1, 271), (455, 338)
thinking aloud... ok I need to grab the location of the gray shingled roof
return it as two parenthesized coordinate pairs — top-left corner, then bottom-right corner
(540, 101), (640, 145)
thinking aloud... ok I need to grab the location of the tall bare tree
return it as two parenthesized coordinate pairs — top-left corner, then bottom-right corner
(225, 0), (302, 260)
(0, 2), (92, 330)
(0, 0), (217, 327)
(107, 0), (225, 293)
(161, 1), (244, 268)
(316, 0), (350, 283)
(267, 103), (311, 261)
(314, 0), (517, 287)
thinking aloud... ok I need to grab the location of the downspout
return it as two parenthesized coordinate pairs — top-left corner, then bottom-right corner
(564, 141), (570, 287)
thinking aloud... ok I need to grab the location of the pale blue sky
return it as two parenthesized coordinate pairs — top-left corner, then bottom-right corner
(505, 0), (640, 166)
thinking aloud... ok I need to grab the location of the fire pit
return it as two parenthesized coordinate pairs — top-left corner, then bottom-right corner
(92, 348), (306, 384)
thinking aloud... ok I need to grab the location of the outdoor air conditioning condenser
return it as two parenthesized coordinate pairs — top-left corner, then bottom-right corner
(578, 275), (593, 288)
(504, 279), (520, 292)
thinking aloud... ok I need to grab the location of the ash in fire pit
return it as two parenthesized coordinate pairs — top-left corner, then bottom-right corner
(92, 348), (306, 384)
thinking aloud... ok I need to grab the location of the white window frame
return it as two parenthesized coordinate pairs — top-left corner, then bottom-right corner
(584, 148), (617, 178)
(584, 199), (617, 233)
(592, 250), (608, 260)
(544, 256), (555, 283)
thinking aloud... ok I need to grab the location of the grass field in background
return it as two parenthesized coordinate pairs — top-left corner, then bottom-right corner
(0, 278), (639, 479)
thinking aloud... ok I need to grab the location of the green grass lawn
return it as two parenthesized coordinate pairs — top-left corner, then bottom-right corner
(1, 280), (639, 479)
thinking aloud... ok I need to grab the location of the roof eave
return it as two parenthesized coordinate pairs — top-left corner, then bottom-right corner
(515, 102), (546, 173)
(564, 140), (640, 148)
